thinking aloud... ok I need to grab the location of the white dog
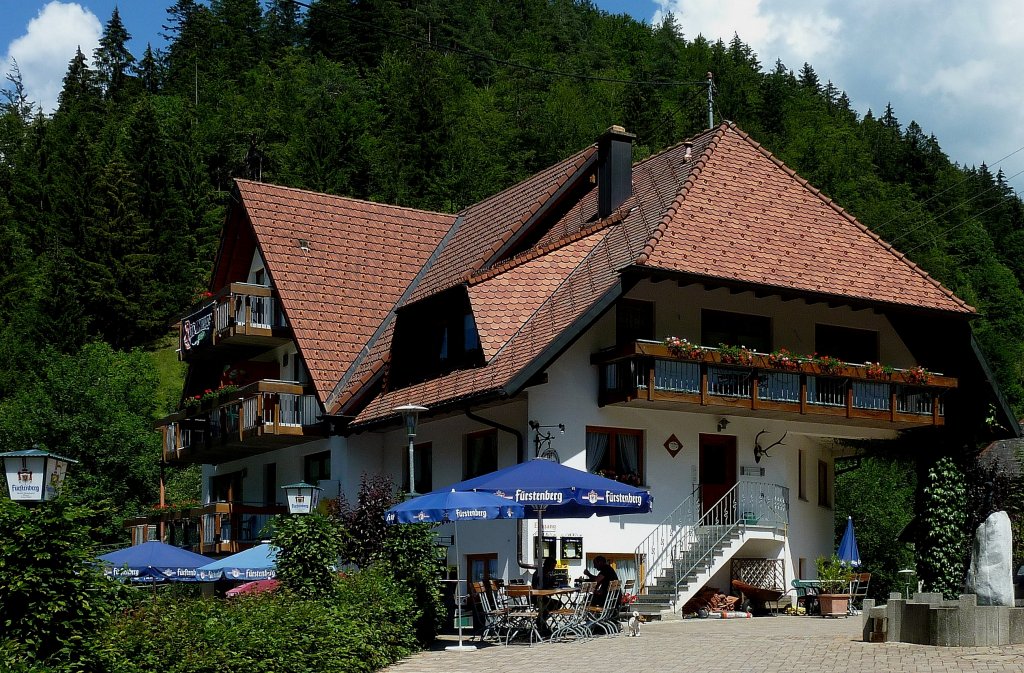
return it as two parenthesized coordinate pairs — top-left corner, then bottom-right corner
(627, 611), (645, 636)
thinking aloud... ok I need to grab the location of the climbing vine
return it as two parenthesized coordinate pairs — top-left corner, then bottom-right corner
(917, 455), (968, 599)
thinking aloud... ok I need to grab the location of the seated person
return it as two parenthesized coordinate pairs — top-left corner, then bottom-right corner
(531, 557), (558, 590)
(584, 555), (618, 606)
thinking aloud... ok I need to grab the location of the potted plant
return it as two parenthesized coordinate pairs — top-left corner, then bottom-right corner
(664, 336), (704, 360)
(901, 365), (930, 385)
(812, 354), (846, 376)
(767, 348), (801, 370)
(864, 362), (894, 380)
(815, 555), (851, 617)
(717, 343), (755, 366)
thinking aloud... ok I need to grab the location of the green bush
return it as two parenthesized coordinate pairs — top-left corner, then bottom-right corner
(96, 566), (419, 673)
(271, 511), (346, 599)
(0, 499), (131, 672)
(918, 455), (968, 599)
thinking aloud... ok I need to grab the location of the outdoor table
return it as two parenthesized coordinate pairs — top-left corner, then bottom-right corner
(506, 586), (578, 640)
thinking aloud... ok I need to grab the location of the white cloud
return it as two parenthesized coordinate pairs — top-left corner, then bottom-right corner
(4, 1), (102, 114)
(650, 0), (1024, 192)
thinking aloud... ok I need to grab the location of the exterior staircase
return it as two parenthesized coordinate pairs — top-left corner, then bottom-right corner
(633, 481), (789, 620)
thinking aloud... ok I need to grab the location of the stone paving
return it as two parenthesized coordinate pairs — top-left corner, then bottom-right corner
(383, 616), (1024, 673)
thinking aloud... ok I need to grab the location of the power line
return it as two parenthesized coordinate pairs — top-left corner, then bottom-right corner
(284, 0), (708, 89)
(901, 194), (1019, 256)
(886, 147), (1024, 245)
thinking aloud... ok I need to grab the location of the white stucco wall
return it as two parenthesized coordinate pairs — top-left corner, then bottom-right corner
(200, 280), (913, 586)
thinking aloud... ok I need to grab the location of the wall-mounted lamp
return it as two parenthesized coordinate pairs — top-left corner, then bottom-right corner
(716, 418), (730, 432)
(753, 430), (788, 463)
(528, 421), (564, 462)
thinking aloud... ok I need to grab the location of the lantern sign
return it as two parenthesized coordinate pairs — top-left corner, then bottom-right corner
(282, 482), (322, 515)
(1, 449), (77, 503)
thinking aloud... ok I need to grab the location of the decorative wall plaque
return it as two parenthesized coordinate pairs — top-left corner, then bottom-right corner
(664, 434), (683, 458)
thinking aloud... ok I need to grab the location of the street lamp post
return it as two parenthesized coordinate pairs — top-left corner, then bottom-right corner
(281, 482), (322, 515)
(394, 404), (428, 496)
(1, 447), (77, 504)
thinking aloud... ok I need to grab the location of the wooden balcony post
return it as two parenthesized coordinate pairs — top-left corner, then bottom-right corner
(752, 372), (760, 410)
(799, 374), (807, 414)
(846, 381), (854, 418)
(647, 361), (655, 402)
(700, 363), (708, 405)
(932, 393), (940, 425)
(890, 387), (898, 423)
(237, 400), (245, 442)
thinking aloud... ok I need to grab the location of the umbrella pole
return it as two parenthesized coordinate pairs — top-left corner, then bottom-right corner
(445, 520), (475, 652)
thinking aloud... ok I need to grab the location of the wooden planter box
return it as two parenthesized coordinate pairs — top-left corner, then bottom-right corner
(818, 593), (850, 618)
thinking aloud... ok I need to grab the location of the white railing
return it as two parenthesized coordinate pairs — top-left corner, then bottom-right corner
(269, 393), (321, 427)
(634, 486), (700, 589)
(654, 360), (700, 393)
(707, 366), (751, 398)
(760, 371), (801, 402)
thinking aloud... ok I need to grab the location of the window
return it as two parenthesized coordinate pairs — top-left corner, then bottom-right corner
(390, 288), (486, 387)
(798, 450), (807, 501)
(701, 309), (771, 352)
(467, 553), (498, 582)
(402, 442), (433, 494)
(616, 299), (654, 344)
(464, 430), (498, 480)
(303, 451), (330, 484)
(817, 460), (830, 508)
(586, 427), (643, 486)
(815, 324), (879, 364)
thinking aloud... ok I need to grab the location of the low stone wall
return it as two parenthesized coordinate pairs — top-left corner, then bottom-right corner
(862, 593), (1024, 646)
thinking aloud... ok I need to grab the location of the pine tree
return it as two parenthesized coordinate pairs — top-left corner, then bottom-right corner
(93, 8), (136, 99)
(798, 62), (820, 93)
(134, 44), (162, 94)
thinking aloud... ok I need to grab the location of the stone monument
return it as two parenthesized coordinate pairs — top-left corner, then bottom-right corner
(966, 510), (1014, 606)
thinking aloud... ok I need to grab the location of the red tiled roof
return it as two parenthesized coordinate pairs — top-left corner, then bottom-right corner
(406, 146), (596, 304)
(468, 229), (608, 359)
(235, 180), (454, 403)
(637, 124), (974, 314)
(242, 124), (974, 429)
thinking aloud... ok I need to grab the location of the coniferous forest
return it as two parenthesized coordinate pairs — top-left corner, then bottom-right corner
(2, 0), (1024, 540)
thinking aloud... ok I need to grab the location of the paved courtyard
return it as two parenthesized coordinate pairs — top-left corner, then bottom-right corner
(383, 616), (1024, 673)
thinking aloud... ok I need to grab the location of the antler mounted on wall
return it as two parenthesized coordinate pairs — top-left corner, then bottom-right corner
(754, 430), (787, 463)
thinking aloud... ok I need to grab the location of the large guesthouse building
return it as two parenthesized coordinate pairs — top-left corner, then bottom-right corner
(135, 122), (1017, 614)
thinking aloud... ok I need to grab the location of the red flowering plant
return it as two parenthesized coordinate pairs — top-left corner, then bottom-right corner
(717, 343), (755, 366)
(767, 348), (801, 370)
(596, 469), (642, 486)
(812, 353), (846, 376)
(901, 365), (930, 386)
(664, 336), (705, 360)
(864, 362), (894, 380)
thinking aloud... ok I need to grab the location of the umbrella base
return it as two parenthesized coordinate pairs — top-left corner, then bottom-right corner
(445, 644), (477, 652)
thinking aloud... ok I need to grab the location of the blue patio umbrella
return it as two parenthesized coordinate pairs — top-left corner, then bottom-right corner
(441, 458), (653, 569)
(838, 515), (861, 567)
(385, 489), (526, 652)
(97, 541), (212, 582)
(196, 543), (278, 582)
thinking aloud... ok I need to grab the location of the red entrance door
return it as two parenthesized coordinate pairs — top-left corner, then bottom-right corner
(699, 433), (737, 518)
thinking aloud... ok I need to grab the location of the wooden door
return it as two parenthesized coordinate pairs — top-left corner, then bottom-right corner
(698, 433), (737, 517)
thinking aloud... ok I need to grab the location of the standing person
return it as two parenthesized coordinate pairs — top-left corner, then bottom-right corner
(584, 555), (619, 605)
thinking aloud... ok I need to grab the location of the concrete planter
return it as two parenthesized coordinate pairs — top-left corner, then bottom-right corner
(819, 593), (850, 618)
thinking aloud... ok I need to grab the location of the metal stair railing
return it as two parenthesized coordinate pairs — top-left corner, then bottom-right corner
(671, 481), (790, 607)
(634, 485), (700, 591)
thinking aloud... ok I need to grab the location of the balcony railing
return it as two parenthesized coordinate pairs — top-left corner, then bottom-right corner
(179, 282), (290, 360)
(593, 341), (955, 428)
(158, 380), (325, 465)
(125, 501), (286, 555)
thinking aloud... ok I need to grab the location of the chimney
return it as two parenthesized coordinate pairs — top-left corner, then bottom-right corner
(597, 125), (636, 219)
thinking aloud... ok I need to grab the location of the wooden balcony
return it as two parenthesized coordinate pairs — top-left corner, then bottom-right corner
(591, 341), (957, 429)
(179, 282), (292, 362)
(124, 502), (285, 556)
(158, 380), (327, 465)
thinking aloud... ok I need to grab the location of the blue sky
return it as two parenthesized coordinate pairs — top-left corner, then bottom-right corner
(2, 1), (1023, 193)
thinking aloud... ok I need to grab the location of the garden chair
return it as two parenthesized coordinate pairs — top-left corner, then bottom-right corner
(549, 582), (595, 642)
(472, 581), (508, 643)
(585, 580), (622, 636)
(789, 579), (819, 615)
(502, 584), (543, 646)
(850, 573), (871, 611)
